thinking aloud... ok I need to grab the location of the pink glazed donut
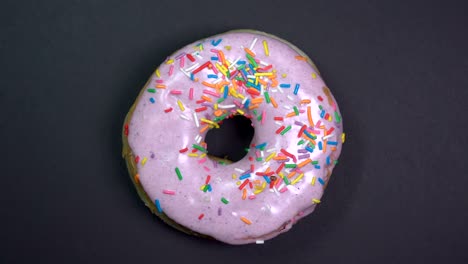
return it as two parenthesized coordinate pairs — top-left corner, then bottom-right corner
(122, 30), (344, 245)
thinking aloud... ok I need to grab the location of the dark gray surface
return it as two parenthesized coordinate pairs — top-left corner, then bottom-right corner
(1, 0), (468, 263)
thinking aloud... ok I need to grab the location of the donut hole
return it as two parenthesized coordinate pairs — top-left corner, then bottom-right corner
(205, 115), (254, 163)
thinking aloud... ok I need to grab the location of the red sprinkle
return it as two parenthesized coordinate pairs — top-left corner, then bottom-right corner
(250, 164), (254, 172)
(238, 179), (250, 190)
(298, 125), (307, 137)
(198, 213), (204, 220)
(276, 163), (285, 174)
(205, 175), (211, 184)
(326, 127), (335, 135)
(124, 124), (129, 136)
(318, 96), (323, 101)
(192, 61), (211, 75)
(186, 53), (195, 62)
(281, 148), (297, 163)
(247, 88), (260, 96)
(275, 125), (285, 134)
(135, 156), (140, 163)
(324, 113), (330, 120)
(274, 116), (284, 121)
(179, 147), (188, 153)
(195, 106), (208, 112)
(164, 107), (173, 113)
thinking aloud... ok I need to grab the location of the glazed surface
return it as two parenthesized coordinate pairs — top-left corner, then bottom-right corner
(125, 30), (344, 244)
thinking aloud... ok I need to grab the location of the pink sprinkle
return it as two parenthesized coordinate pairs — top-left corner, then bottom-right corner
(233, 100), (242, 108)
(248, 195), (256, 200)
(203, 166), (210, 172)
(261, 110), (266, 125)
(189, 88), (194, 100)
(179, 56), (185, 68)
(315, 120), (322, 128)
(279, 187), (288, 193)
(156, 79), (164, 83)
(299, 109), (305, 114)
(168, 65), (174, 76)
(198, 157), (207, 164)
(210, 62), (218, 74)
(203, 89), (220, 98)
(170, 90), (183, 95)
(210, 49), (219, 53)
(163, 190), (176, 195)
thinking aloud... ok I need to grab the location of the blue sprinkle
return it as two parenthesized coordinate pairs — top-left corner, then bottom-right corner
(149, 97), (155, 104)
(280, 83), (291, 88)
(263, 176), (271, 184)
(223, 85), (229, 99)
(244, 99), (250, 108)
(305, 145), (314, 153)
(326, 156), (331, 165)
(208, 184), (212, 192)
(327, 141), (338, 146)
(248, 64), (256, 74)
(239, 173), (251, 180)
(237, 60), (246, 65)
(210, 56), (219, 61)
(318, 141), (323, 150)
(255, 142), (267, 149)
(303, 130), (316, 140)
(315, 165), (321, 169)
(318, 178), (325, 185)
(190, 73), (194, 81)
(294, 84), (300, 95)
(320, 110), (325, 118)
(207, 74), (218, 79)
(211, 39), (222, 46)
(241, 69), (249, 78)
(155, 199), (163, 213)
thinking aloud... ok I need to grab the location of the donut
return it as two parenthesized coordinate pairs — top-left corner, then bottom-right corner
(122, 29), (344, 245)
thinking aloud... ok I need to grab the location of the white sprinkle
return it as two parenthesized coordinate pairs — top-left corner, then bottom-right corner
(234, 168), (245, 173)
(193, 112), (199, 127)
(247, 74), (255, 79)
(256, 240), (264, 244)
(249, 37), (258, 51)
(273, 187), (280, 196)
(180, 114), (190, 121)
(260, 151), (264, 157)
(241, 97), (248, 104)
(195, 135), (202, 144)
(270, 88), (278, 93)
(185, 63), (200, 72)
(275, 121), (283, 126)
(283, 105), (291, 110)
(260, 60), (269, 66)
(179, 68), (191, 78)
(229, 57), (241, 69)
(218, 104), (236, 109)
(277, 87), (284, 93)
(266, 148), (276, 153)
(194, 52), (203, 59)
(287, 95), (294, 101)
(231, 211), (238, 217)
(213, 78), (223, 84)
(322, 134), (334, 140)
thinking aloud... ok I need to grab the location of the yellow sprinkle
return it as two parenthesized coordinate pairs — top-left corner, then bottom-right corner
(311, 176), (316, 186)
(281, 73), (287, 78)
(255, 77), (259, 85)
(311, 72), (317, 79)
(238, 94), (245, 100)
(265, 152), (276, 162)
(291, 173), (304, 185)
(232, 173), (237, 179)
(215, 63), (228, 76)
(236, 181), (241, 186)
(312, 199), (321, 204)
(214, 104), (218, 110)
(188, 153), (199, 157)
(200, 118), (219, 128)
(254, 72), (273, 76)
(165, 59), (174, 64)
(236, 109), (245, 115)
(155, 69), (161, 78)
(200, 153), (207, 158)
(200, 185), (205, 191)
(141, 157), (148, 165)
(177, 100), (185, 111)
(240, 216), (252, 225)
(278, 172), (285, 178)
(341, 133), (346, 143)
(254, 189), (263, 194)
(262, 40), (269, 56)
(224, 46), (231, 50)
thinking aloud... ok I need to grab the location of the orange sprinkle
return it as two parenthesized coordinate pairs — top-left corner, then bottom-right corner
(240, 216), (252, 225)
(250, 97), (264, 104)
(214, 110), (223, 116)
(231, 80), (238, 91)
(300, 99), (311, 104)
(323, 140), (327, 153)
(307, 106), (314, 126)
(270, 97), (278, 108)
(134, 174), (140, 183)
(202, 81), (217, 88)
(244, 47), (256, 57)
(258, 78), (267, 86)
(248, 104), (259, 110)
(242, 189), (247, 200)
(273, 156), (288, 161)
(270, 78), (278, 88)
(199, 125), (209, 133)
(201, 95), (213, 102)
(295, 55), (307, 61)
(297, 158), (312, 168)
(287, 171), (297, 179)
(285, 112), (296, 118)
(156, 84), (166, 89)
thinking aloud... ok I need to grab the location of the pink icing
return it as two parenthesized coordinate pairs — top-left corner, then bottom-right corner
(126, 30), (343, 245)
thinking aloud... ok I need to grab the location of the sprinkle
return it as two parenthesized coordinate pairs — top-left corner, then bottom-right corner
(275, 125), (285, 134)
(293, 106), (299, 116)
(198, 213), (205, 220)
(311, 72), (317, 78)
(342, 133), (346, 143)
(240, 216), (252, 225)
(265, 152), (276, 162)
(280, 148), (297, 163)
(164, 107), (173, 113)
(221, 197), (229, 204)
(238, 179), (250, 190)
(295, 55), (307, 61)
(155, 69), (161, 78)
(186, 53), (195, 62)
(211, 38), (222, 46)
(270, 97), (278, 108)
(179, 147), (188, 153)
(249, 38), (258, 50)
(318, 178), (325, 185)
(311, 176), (316, 185)
(147, 88), (156, 93)
(297, 158), (312, 168)
(256, 240), (265, 244)
(180, 114), (190, 121)
(280, 83), (291, 88)
(175, 167), (183, 181)
(291, 173), (305, 185)
(149, 97), (155, 103)
(312, 199), (321, 204)
(307, 106), (314, 126)
(192, 144), (207, 153)
(280, 125), (292, 135)
(163, 190), (175, 195)
(141, 157), (148, 165)
(176, 100), (185, 111)
(155, 199), (162, 213)
(293, 84), (300, 95)
(170, 90), (182, 95)
(262, 40), (269, 56)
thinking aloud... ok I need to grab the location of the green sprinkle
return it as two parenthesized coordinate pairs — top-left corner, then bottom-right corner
(334, 160), (339, 165)
(147, 88), (156, 93)
(192, 144), (207, 153)
(221, 197), (229, 204)
(297, 139), (305, 145)
(252, 109), (258, 116)
(311, 160), (319, 165)
(175, 167), (183, 181)
(237, 65), (246, 70)
(334, 111), (341, 123)
(257, 114), (263, 121)
(283, 175), (290, 185)
(280, 125), (292, 135)
(264, 92), (271, 103)
(293, 106), (299, 116)
(213, 113), (229, 122)
(203, 184), (209, 192)
(245, 148), (250, 152)
(285, 164), (297, 168)
(318, 105), (323, 110)
(216, 97), (225, 103)
(246, 53), (258, 68)
(256, 157), (263, 162)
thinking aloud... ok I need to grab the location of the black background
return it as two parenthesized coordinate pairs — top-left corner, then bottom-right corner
(1, 0), (468, 263)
